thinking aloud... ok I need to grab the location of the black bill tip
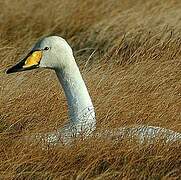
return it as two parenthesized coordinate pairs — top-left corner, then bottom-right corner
(6, 60), (26, 74)
(6, 64), (38, 74)
(6, 68), (14, 74)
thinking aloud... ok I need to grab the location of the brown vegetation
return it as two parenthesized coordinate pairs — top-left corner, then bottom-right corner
(0, 0), (181, 179)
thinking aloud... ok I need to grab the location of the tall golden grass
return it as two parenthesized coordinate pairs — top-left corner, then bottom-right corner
(0, 0), (181, 179)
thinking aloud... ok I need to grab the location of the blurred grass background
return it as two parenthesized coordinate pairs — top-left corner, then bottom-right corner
(0, 0), (181, 179)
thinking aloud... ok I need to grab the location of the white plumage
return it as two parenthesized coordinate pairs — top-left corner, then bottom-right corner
(7, 36), (181, 144)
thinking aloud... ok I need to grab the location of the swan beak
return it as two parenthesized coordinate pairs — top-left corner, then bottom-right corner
(6, 50), (42, 74)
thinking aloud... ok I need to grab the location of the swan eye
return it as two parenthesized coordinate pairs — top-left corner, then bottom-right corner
(44, 47), (50, 51)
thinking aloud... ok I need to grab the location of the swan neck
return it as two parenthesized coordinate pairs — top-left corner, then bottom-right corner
(55, 61), (96, 133)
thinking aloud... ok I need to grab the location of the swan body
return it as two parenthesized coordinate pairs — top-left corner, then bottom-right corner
(7, 36), (181, 144)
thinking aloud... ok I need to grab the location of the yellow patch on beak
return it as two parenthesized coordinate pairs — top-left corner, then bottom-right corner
(23, 51), (42, 68)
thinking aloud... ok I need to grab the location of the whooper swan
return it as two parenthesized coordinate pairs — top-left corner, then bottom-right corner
(6, 36), (181, 144)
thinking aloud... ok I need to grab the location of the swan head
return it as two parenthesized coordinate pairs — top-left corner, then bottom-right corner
(6, 36), (74, 74)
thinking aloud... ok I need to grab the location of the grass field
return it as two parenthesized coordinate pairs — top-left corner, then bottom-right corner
(0, 0), (181, 179)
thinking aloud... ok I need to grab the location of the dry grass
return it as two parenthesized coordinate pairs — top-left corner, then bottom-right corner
(0, 0), (181, 179)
